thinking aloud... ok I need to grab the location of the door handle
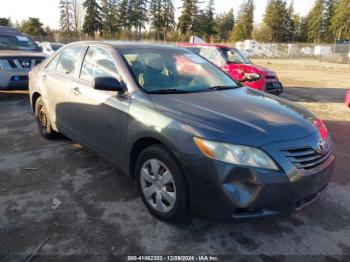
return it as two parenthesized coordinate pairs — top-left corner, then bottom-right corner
(41, 74), (47, 81)
(72, 87), (81, 96)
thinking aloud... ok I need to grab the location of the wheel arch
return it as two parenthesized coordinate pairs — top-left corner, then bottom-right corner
(31, 92), (42, 113)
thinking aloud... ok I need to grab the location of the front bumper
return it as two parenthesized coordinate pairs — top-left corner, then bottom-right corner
(180, 135), (334, 221)
(265, 81), (284, 95)
(0, 69), (30, 90)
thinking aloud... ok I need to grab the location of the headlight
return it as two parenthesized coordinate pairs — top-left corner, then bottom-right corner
(244, 73), (261, 81)
(194, 137), (279, 170)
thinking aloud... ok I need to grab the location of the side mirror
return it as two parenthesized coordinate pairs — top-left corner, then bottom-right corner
(93, 77), (126, 93)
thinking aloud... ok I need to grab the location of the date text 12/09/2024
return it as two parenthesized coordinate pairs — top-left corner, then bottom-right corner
(127, 256), (220, 261)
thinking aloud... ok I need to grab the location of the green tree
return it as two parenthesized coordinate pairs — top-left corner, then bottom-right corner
(162, 0), (176, 37)
(286, 0), (295, 41)
(215, 9), (235, 42)
(150, 0), (176, 40)
(203, 0), (216, 39)
(117, 0), (131, 30)
(83, 0), (102, 39)
(178, 0), (199, 35)
(0, 17), (12, 26)
(231, 0), (254, 42)
(101, 0), (119, 38)
(130, 0), (149, 38)
(21, 18), (45, 36)
(263, 0), (290, 42)
(330, 0), (350, 40)
(59, 0), (73, 35)
(307, 0), (335, 42)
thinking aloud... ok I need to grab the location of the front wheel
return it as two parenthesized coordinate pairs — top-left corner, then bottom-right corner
(35, 97), (56, 139)
(135, 145), (189, 223)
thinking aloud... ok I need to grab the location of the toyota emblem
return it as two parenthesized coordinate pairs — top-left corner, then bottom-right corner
(316, 138), (326, 154)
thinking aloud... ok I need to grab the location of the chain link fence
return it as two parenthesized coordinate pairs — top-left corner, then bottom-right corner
(30, 34), (350, 65)
(234, 41), (350, 64)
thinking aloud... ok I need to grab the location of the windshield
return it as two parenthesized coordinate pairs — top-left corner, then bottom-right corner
(221, 48), (251, 64)
(120, 48), (239, 93)
(51, 44), (63, 51)
(0, 34), (39, 51)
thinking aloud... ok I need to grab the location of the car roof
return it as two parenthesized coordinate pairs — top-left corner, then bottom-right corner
(0, 26), (22, 35)
(177, 43), (233, 49)
(66, 41), (185, 51)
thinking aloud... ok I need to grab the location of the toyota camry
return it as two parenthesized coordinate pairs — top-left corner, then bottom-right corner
(29, 42), (334, 222)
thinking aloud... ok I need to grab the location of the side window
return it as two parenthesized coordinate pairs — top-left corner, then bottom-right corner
(46, 54), (60, 71)
(56, 46), (85, 77)
(211, 48), (225, 65)
(80, 47), (120, 82)
(199, 47), (212, 61)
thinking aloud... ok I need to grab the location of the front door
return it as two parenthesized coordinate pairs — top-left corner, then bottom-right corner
(70, 46), (130, 166)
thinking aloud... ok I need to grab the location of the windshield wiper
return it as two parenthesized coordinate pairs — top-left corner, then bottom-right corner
(147, 89), (189, 94)
(205, 86), (238, 92)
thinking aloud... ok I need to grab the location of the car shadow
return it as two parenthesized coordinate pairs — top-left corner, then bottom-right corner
(281, 86), (348, 103)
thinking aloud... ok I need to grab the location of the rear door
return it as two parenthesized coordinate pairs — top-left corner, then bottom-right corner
(42, 45), (87, 134)
(70, 46), (130, 166)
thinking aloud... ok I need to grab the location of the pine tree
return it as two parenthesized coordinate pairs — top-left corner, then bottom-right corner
(129, 0), (148, 38)
(203, 0), (216, 39)
(307, 0), (332, 43)
(178, 0), (199, 35)
(117, 0), (130, 30)
(0, 17), (12, 26)
(101, 0), (118, 38)
(286, 0), (295, 42)
(215, 9), (235, 42)
(83, 0), (102, 39)
(330, 0), (350, 40)
(162, 0), (176, 36)
(231, 0), (254, 42)
(150, 0), (163, 37)
(263, 0), (290, 42)
(59, 0), (74, 35)
(323, 0), (336, 41)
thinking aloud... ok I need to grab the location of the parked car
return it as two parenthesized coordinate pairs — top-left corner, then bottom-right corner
(29, 42), (334, 222)
(0, 26), (47, 90)
(177, 43), (283, 95)
(345, 89), (350, 107)
(40, 42), (64, 56)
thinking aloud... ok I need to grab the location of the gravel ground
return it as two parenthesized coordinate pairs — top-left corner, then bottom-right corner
(0, 60), (350, 261)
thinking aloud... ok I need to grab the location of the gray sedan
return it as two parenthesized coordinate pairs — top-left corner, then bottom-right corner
(29, 42), (334, 222)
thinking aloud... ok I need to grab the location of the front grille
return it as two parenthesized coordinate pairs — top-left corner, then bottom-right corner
(265, 82), (282, 91)
(281, 138), (334, 174)
(5, 57), (44, 69)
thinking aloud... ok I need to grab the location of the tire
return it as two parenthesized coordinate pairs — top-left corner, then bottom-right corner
(34, 97), (56, 139)
(135, 145), (189, 223)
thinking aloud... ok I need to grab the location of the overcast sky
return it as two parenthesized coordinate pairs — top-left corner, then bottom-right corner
(0, 0), (316, 29)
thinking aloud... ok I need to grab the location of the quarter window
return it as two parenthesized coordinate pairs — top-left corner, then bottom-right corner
(46, 54), (60, 71)
(56, 46), (85, 77)
(80, 47), (119, 82)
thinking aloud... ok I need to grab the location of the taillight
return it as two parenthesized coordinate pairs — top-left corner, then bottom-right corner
(28, 71), (33, 79)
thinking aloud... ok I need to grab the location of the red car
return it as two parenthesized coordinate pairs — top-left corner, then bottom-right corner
(177, 43), (283, 95)
(345, 89), (350, 107)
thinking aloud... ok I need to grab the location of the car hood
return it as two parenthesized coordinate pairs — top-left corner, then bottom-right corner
(227, 63), (276, 77)
(0, 50), (47, 58)
(151, 87), (318, 147)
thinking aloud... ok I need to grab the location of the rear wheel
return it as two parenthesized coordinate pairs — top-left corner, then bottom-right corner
(35, 97), (56, 139)
(135, 145), (189, 223)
